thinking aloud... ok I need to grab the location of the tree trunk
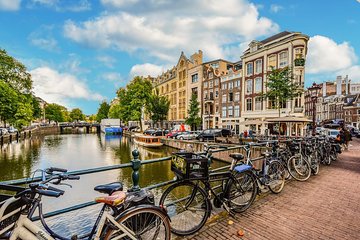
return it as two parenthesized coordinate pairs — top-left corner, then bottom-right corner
(139, 117), (143, 132)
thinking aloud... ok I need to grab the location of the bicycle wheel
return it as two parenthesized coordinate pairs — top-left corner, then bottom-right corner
(102, 205), (171, 240)
(226, 170), (257, 213)
(159, 181), (210, 236)
(287, 154), (311, 181)
(310, 154), (320, 175)
(267, 160), (286, 194)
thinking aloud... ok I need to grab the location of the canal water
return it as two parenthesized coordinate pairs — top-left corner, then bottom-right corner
(0, 133), (226, 237)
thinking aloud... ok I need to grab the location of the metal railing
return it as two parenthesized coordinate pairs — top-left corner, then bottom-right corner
(1, 145), (258, 221)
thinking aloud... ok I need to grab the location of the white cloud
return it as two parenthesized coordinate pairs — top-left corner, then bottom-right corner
(29, 0), (90, 12)
(337, 65), (360, 82)
(306, 35), (357, 74)
(28, 25), (59, 52)
(0, 0), (21, 11)
(101, 0), (138, 8)
(102, 72), (122, 82)
(30, 67), (104, 107)
(64, 0), (279, 62)
(270, 4), (283, 13)
(357, 0), (360, 3)
(130, 63), (167, 78)
(97, 55), (116, 68)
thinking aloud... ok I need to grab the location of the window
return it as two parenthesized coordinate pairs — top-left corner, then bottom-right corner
(228, 106), (233, 117)
(228, 82), (233, 89)
(246, 63), (253, 76)
(192, 87), (198, 97)
(246, 98), (252, 111)
(255, 59), (262, 74)
(229, 92), (233, 102)
(209, 72), (214, 78)
(211, 63), (219, 69)
(246, 79), (253, 94)
(215, 90), (219, 98)
(255, 97), (262, 111)
(295, 48), (304, 59)
(222, 107), (227, 117)
(222, 83), (227, 90)
(254, 77), (262, 93)
(235, 80), (240, 88)
(222, 94), (227, 102)
(191, 73), (198, 83)
(234, 106), (240, 117)
(204, 90), (208, 99)
(204, 81), (208, 88)
(215, 79), (219, 86)
(279, 51), (288, 67)
(235, 92), (240, 101)
(268, 55), (276, 70)
(209, 80), (213, 88)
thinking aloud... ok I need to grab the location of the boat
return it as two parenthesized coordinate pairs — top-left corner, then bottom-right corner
(133, 134), (163, 148)
(104, 127), (123, 135)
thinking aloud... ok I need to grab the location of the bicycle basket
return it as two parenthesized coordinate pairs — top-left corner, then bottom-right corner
(171, 152), (208, 180)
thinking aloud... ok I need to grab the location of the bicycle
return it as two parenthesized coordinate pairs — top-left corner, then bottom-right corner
(286, 139), (312, 181)
(0, 167), (171, 240)
(159, 144), (256, 236)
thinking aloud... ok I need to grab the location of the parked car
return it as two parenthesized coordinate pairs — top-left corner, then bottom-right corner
(0, 128), (9, 136)
(143, 129), (156, 135)
(7, 126), (18, 133)
(324, 129), (340, 139)
(166, 131), (184, 139)
(315, 127), (325, 135)
(177, 131), (200, 140)
(196, 128), (232, 141)
(152, 129), (169, 136)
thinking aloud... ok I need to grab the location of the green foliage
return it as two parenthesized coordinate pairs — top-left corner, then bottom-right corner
(108, 103), (121, 119)
(96, 101), (110, 122)
(0, 49), (32, 93)
(45, 103), (67, 123)
(146, 88), (170, 126)
(69, 108), (85, 121)
(0, 80), (18, 124)
(14, 95), (33, 129)
(185, 93), (202, 130)
(263, 67), (302, 117)
(115, 76), (153, 130)
(31, 96), (42, 119)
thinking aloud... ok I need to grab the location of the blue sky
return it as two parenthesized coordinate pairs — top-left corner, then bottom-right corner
(0, 0), (359, 115)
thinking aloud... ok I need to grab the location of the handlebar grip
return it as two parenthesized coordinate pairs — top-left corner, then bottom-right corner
(67, 175), (80, 180)
(49, 167), (67, 173)
(47, 186), (65, 195)
(36, 189), (62, 198)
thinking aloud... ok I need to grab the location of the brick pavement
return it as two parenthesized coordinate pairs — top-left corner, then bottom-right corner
(179, 139), (360, 240)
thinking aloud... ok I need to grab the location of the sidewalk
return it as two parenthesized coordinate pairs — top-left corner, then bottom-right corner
(182, 139), (360, 240)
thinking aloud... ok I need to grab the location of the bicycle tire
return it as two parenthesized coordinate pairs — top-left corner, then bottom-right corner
(102, 205), (171, 240)
(268, 160), (286, 194)
(225, 170), (257, 213)
(159, 181), (210, 236)
(311, 154), (320, 175)
(287, 154), (311, 181)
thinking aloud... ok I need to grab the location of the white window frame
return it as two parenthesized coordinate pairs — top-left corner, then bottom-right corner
(234, 105), (240, 117)
(191, 73), (198, 83)
(222, 107), (227, 118)
(246, 63), (253, 76)
(279, 51), (288, 68)
(255, 97), (262, 111)
(222, 94), (227, 103)
(255, 59), (262, 74)
(254, 77), (262, 93)
(246, 98), (252, 111)
(234, 92), (240, 102)
(228, 106), (233, 117)
(246, 79), (253, 94)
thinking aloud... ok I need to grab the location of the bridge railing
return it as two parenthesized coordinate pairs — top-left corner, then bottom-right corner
(0, 144), (266, 221)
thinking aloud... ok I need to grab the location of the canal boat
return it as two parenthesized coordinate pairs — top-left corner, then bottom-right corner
(133, 134), (163, 148)
(104, 127), (123, 135)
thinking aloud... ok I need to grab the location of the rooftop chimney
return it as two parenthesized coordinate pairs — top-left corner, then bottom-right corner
(336, 76), (342, 96)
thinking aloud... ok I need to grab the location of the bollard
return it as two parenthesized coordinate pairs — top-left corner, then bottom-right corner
(129, 149), (141, 192)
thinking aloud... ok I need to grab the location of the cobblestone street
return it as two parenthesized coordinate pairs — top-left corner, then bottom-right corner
(181, 139), (360, 240)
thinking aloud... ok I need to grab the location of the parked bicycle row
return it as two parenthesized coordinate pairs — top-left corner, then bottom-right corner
(161, 135), (342, 236)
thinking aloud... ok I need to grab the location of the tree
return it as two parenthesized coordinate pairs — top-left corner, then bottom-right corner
(0, 81), (18, 125)
(96, 101), (110, 122)
(69, 108), (85, 122)
(146, 88), (170, 127)
(31, 95), (42, 120)
(262, 67), (302, 117)
(45, 103), (67, 123)
(108, 103), (121, 119)
(0, 49), (32, 93)
(116, 77), (152, 131)
(185, 93), (202, 130)
(14, 95), (33, 129)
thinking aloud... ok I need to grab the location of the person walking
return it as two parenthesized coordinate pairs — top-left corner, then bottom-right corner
(344, 128), (351, 150)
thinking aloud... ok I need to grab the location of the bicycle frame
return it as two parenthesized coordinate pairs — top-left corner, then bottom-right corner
(4, 195), (138, 240)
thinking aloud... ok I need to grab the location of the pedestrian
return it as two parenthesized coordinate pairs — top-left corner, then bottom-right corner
(344, 128), (351, 149)
(244, 130), (248, 138)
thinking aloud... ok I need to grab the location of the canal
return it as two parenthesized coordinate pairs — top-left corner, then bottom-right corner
(0, 133), (226, 236)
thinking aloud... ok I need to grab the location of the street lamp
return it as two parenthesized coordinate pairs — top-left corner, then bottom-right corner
(308, 82), (321, 136)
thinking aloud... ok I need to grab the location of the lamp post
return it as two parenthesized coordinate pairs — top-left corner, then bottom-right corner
(308, 82), (321, 136)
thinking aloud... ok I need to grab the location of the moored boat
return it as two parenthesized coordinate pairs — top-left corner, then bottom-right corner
(133, 134), (163, 148)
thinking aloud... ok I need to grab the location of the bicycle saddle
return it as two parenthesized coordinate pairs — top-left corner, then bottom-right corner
(95, 191), (126, 206)
(94, 182), (123, 195)
(229, 153), (244, 161)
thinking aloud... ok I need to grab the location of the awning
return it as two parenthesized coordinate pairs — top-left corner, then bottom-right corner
(239, 119), (269, 125)
(266, 116), (311, 123)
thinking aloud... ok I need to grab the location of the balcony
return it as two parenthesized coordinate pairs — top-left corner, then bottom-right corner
(294, 58), (305, 67)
